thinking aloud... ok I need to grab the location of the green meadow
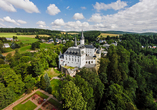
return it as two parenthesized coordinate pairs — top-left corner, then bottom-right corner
(0, 33), (38, 44)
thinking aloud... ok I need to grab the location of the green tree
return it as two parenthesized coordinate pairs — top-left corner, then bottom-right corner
(5, 53), (12, 62)
(31, 58), (44, 76)
(0, 59), (5, 64)
(0, 83), (16, 109)
(44, 73), (50, 90)
(72, 75), (95, 110)
(24, 75), (36, 93)
(20, 56), (30, 63)
(40, 76), (47, 90)
(13, 63), (31, 79)
(60, 81), (87, 110)
(0, 40), (4, 53)
(0, 68), (25, 94)
(78, 68), (104, 101)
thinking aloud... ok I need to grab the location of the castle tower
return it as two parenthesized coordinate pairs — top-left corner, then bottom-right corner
(80, 30), (84, 45)
(74, 36), (77, 47)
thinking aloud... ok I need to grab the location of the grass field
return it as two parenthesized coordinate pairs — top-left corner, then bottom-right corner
(48, 98), (63, 110)
(13, 100), (37, 110)
(44, 68), (61, 79)
(0, 33), (39, 44)
(2, 43), (53, 56)
(50, 79), (61, 96)
(40, 43), (53, 49)
(98, 33), (119, 38)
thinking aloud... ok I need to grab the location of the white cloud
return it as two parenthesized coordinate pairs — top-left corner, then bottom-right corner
(3, 16), (20, 26)
(51, 19), (65, 26)
(0, 18), (4, 22)
(73, 13), (85, 20)
(51, 18), (89, 30)
(5, 0), (40, 13)
(93, 0), (127, 12)
(88, 13), (102, 22)
(36, 21), (46, 25)
(66, 6), (70, 9)
(39, 25), (49, 29)
(89, 0), (157, 32)
(81, 7), (86, 10)
(17, 20), (27, 24)
(46, 4), (61, 15)
(65, 21), (89, 29)
(0, 0), (16, 12)
(36, 21), (48, 29)
(0, 22), (5, 27)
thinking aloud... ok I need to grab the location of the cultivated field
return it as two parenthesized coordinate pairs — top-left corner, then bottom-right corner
(98, 33), (119, 38)
(67, 33), (79, 35)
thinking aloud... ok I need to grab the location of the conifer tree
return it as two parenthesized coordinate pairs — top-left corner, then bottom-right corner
(40, 76), (47, 90)
(44, 73), (50, 90)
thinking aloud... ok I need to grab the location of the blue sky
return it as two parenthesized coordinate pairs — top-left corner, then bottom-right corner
(0, 0), (156, 32)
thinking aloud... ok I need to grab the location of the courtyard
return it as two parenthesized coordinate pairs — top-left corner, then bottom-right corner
(5, 89), (62, 110)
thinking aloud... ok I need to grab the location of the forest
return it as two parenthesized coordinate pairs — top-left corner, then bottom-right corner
(0, 28), (61, 35)
(1, 33), (157, 110)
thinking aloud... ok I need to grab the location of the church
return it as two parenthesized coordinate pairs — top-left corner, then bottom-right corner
(58, 31), (101, 69)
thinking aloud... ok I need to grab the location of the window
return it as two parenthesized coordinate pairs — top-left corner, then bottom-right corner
(78, 59), (79, 62)
(75, 59), (76, 62)
(91, 61), (93, 63)
(66, 57), (67, 60)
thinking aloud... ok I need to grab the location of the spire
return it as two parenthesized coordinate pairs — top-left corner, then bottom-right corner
(60, 51), (62, 55)
(74, 36), (77, 47)
(81, 30), (84, 40)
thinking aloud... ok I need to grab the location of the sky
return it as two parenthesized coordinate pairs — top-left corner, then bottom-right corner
(0, 0), (157, 32)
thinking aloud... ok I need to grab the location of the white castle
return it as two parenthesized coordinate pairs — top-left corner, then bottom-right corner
(59, 31), (101, 69)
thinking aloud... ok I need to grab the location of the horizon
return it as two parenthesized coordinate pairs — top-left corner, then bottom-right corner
(0, 0), (157, 33)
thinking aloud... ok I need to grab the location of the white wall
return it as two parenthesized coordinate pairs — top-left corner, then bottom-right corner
(86, 48), (95, 56)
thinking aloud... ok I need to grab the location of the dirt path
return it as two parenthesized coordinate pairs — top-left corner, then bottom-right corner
(2, 50), (15, 56)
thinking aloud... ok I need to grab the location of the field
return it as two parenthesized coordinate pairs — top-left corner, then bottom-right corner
(44, 68), (61, 79)
(98, 33), (119, 38)
(0, 33), (39, 44)
(67, 32), (79, 35)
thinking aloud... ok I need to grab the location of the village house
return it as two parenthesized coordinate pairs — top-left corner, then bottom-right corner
(3, 43), (10, 48)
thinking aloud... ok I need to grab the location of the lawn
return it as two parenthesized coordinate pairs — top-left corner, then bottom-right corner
(40, 43), (53, 49)
(48, 98), (63, 110)
(53, 68), (61, 74)
(63, 66), (75, 69)
(50, 79), (61, 96)
(98, 33), (119, 38)
(2, 45), (31, 56)
(18, 45), (31, 53)
(13, 100), (37, 110)
(36, 91), (49, 99)
(44, 68), (61, 79)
